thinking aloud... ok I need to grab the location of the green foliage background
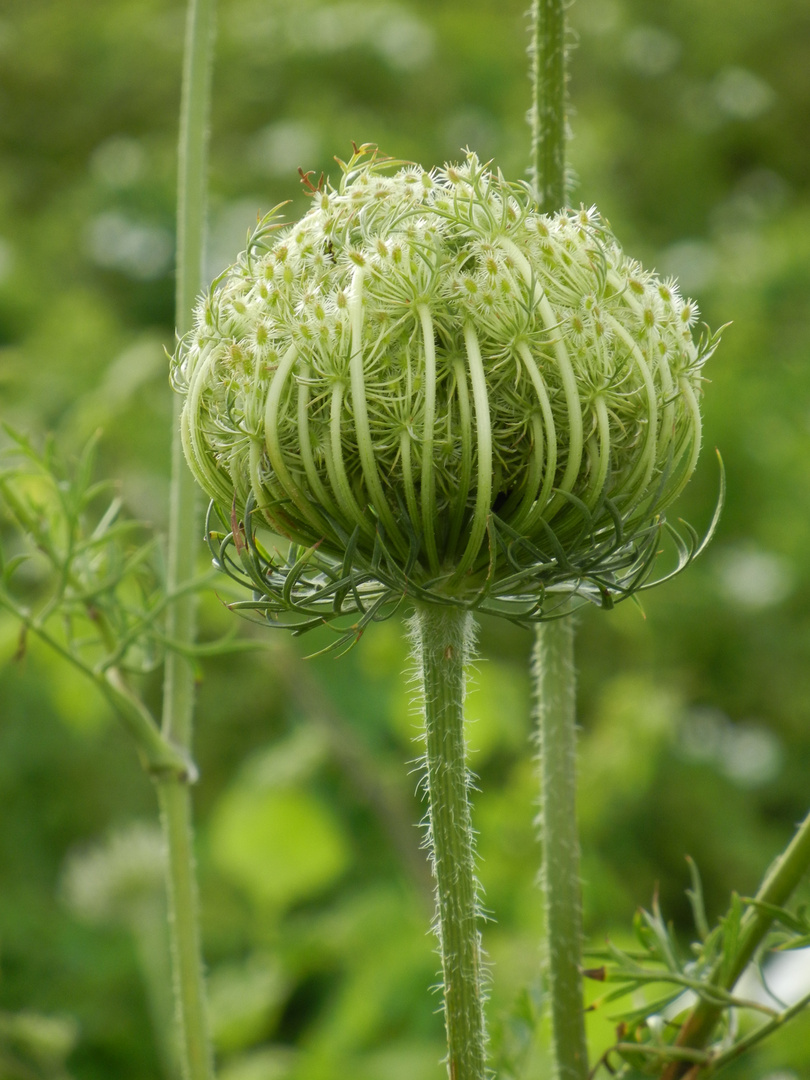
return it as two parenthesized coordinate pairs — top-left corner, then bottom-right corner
(2, 0), (810, 1077)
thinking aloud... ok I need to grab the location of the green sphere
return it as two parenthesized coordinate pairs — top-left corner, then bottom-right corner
(173, 149), (714, 618)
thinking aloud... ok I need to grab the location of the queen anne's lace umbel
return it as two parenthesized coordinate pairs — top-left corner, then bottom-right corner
(172, 148), (718, 631)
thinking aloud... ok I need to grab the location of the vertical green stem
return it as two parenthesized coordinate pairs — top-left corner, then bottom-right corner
(529, 0), (568, 209)
(159, 0), (216, 1077)
(529, 0), (586, 1075)
(533, 618), (588, 1080)
(412, 604), (487, 1080)
(157, 781), (213, 1080)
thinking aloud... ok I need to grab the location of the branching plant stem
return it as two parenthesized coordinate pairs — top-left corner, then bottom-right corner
(157, 0), (217, 1076)
(662, 806), (810, 1080)
(411, 604), (487, 1080)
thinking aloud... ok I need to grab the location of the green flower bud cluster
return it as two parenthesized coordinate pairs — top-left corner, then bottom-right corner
(172, 147), (717, 632)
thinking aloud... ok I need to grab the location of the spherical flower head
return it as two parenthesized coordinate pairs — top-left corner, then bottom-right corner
(173, 147), (718, 632)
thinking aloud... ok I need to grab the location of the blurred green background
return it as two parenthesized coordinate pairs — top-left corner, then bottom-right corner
(2, 0), (810, 1077)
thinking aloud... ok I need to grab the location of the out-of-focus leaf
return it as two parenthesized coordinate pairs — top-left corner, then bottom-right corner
(209, 784), (350, 909)
(208, 955), (287, 1053)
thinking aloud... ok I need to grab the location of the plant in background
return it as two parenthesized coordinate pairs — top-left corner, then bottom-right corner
(1, 0), (218, 1076)
(62, 825), (175, 1078)
(0, 426), (238, 1080)
(0, 428), (200, 781)
(0, 1009), (77, 1080)
(584, 861), (810, 1078)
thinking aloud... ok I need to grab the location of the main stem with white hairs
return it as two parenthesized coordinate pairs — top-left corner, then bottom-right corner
(411, 604), (488, 1080)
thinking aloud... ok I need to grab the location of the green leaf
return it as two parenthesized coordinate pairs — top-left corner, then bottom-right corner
(685, 855), (710, 942)
(210, 782), (350, 909)
(719, 892), (744, 987)
(741, 896), (810, 936)
(207, 956), (287, 1054)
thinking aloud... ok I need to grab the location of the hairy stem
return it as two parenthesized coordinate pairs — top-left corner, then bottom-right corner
(662, 807), (810, 1080)
(529, 0), (568, 209)
(533, 618), (588, 1080)
(159, 0), (217, 1076)
(411, 604), (487, 1080)
(529, 1), (587, 1076)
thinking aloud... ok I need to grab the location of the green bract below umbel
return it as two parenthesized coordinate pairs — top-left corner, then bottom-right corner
(172, 148), (719, 637)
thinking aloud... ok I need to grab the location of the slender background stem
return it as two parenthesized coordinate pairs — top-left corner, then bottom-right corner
(529, 0), (587, 1076)
(157, 782), (213, 1080)
(412, 604), (487, 1080)
(158, 0), (217, 1076)
(533, 619), (588, 1080)
(529, 0), (568, 209)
